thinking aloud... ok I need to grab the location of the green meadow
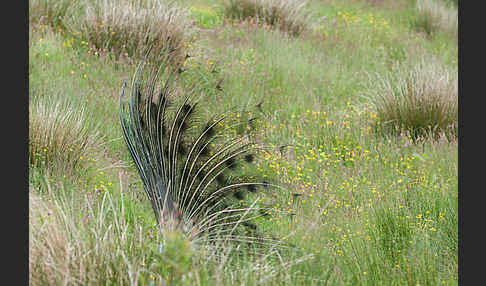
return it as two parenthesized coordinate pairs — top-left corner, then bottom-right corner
(29, 0), (457, 285)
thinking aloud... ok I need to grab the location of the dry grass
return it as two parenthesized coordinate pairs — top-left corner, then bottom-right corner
(29, 192), (71, 285)
(64, 0), (193, 66)
(29, 184), (153, 285)
(29, 182), (304, 285)
(29, 95), (99, 175)
(224, 0), (310, 36)
(414, 0), (458, 36)
(366, 57), (457, 140)
(29, 0), (75, 29)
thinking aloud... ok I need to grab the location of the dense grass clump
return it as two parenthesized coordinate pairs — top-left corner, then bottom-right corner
(63, 0), (193, 65)
(29, 95), (99, 175)
(366, 57), (457, 140)
(29, 0), (74, 29)
(413, 0), (458, 37)
(29, 184), (162, 285)
(224, 0), (310, 36)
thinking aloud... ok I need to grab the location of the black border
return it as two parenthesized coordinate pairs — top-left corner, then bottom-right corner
(11, 0), (29, 284)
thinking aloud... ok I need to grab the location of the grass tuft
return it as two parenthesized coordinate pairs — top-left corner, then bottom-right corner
(64, 0), (193, 66)
(413, 0), (458, 37)
(224, 0), (310, 36)
(366, 57), (457, 140)
(29, 185), (157, 285)
(29, 0), (74, 29)
(29, 94), (99, 175)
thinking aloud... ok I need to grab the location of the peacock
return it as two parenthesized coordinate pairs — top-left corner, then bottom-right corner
(118, 58), (282, 250)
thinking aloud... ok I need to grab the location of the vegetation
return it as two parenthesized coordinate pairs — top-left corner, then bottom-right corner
(29, 0), (458, 285)
(29, 0), (73, 29)
(365, 56), (457, 140)
(29, 93), (99, 175)
(223, 0), (310, 36)
(414, 0), (458, 37)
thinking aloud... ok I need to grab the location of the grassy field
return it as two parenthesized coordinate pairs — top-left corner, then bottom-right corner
(29, 0), (457, 285)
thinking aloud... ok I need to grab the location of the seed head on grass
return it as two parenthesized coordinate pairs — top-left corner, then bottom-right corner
(119, 56), (283, 249)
